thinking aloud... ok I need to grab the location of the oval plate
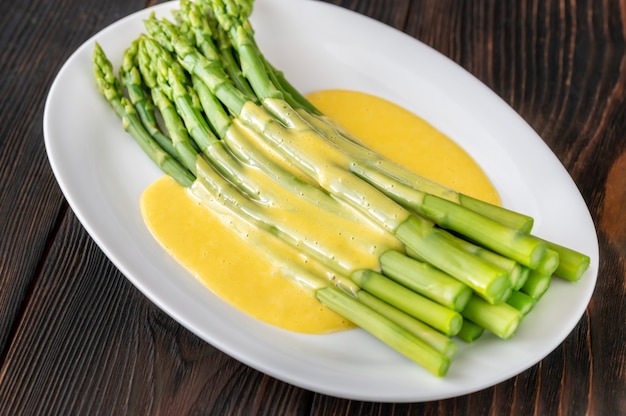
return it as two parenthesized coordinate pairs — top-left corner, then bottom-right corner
(43, 0), (598, 402)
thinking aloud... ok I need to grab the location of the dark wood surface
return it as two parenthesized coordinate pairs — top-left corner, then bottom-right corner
(1, 0), (624, 414)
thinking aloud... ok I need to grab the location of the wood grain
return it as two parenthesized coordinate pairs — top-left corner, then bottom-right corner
(0, 0), (624, 414)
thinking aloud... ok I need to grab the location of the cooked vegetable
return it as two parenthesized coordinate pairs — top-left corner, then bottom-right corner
(456, 319), (485, 343)
(92, 0), (591, 377)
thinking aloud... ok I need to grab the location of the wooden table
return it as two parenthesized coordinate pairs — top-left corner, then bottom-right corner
(1, 0), (624, 414)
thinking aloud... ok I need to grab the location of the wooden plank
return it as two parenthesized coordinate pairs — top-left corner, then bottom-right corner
(0, 0), (623, 414)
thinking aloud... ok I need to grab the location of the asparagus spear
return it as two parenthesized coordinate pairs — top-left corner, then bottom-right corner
(136, 37), (201, 176)
(355, 290), (458, 359)
(317, 288), (450, 377)
(456, 319), (485, 343)
(120, 39), (180, 161)
(379, 249), (473, 312)
(352, 269), (463, 336)
(416, 230), (524, 291)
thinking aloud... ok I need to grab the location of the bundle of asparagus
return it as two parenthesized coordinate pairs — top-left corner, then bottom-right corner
(93, 0), (590, 377)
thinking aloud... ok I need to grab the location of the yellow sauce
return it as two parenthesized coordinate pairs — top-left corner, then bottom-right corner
(142, 177), (351, 332)
(140, 90), (500, 334)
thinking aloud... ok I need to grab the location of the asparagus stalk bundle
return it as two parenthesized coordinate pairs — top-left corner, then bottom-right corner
(92, 0), (590, 377)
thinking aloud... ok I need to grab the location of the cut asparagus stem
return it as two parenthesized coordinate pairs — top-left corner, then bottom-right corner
(356, 290), (458, 359)
(541, 239), (590, 282)
(316, 287), (450, 377)
(396, 217), (511, 304)
(352, 269), (463, 336)
(513, 264), (531, 291)
(456, 319), (485, 343)
(461, 295), (522, 339)
(534, 249), (560, 276)
(505, 291), (536, 316)
(379, 249), (472, 311)
(434, 230), (523, 290)
(520, 270), (552, 300)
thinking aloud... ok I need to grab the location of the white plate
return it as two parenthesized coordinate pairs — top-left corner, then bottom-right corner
(44, 0), (598, 402)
